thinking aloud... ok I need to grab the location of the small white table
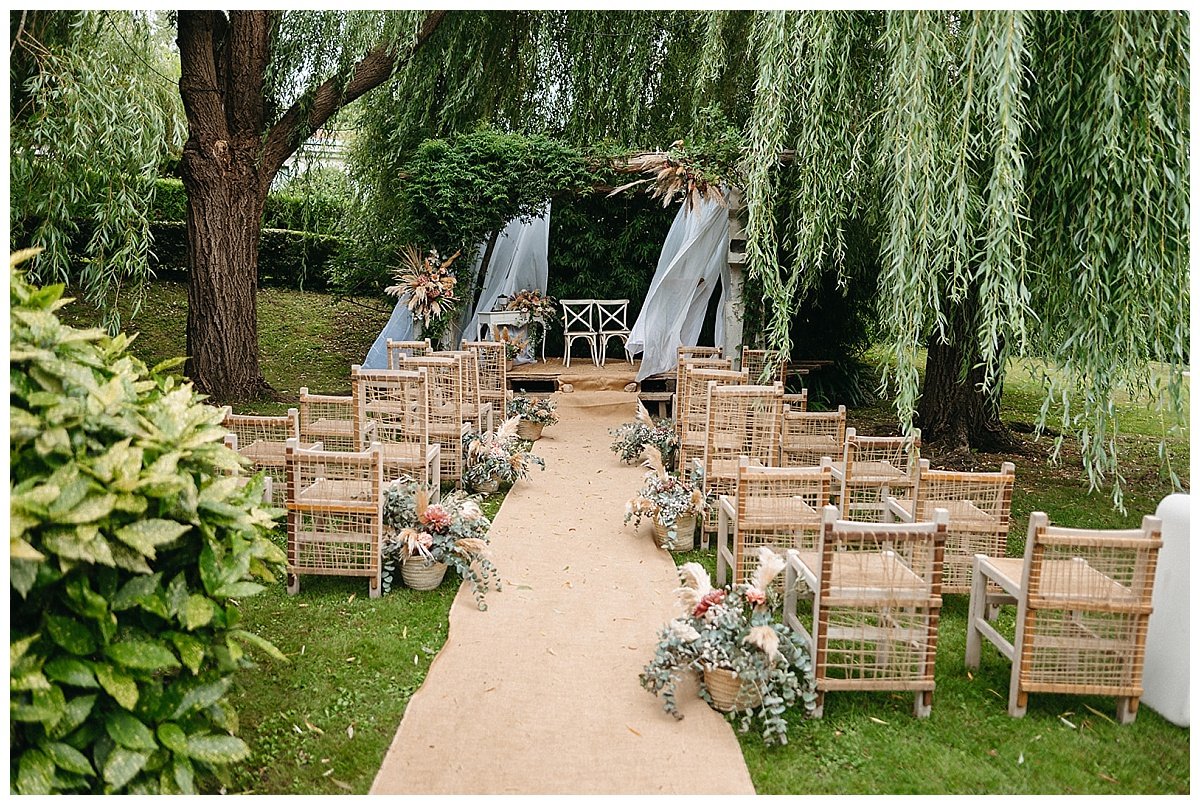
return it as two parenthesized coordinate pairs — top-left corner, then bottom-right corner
(476, 311), (528, 342)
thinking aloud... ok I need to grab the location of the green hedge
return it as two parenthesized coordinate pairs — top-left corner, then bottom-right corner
(152, 179), (345, 236)
(149, 222), (339, 291)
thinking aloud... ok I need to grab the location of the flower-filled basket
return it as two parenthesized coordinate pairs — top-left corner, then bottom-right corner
(640, 548), (818, 745)
(610, 401), (679, 471)
(506, 394), (559, 441)
(381, 481), (499, 610)
(625, 446), (704, 551)
(462, 416), (545, 493)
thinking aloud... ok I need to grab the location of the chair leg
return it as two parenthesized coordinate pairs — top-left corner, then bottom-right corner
(287, 573), (300, 596)
(811, 691), (825, 719)
(369, 573), (381, 599)
(1116, 697), (1139, 725)
(964, 556), (987, 670)
(913, 690), (932, 719)
(716, 505), (729, 587)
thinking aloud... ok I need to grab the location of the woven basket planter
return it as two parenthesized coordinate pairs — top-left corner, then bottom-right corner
(470, 474), (501, 494)
(704, 666), (763, 713)
(401, 557), (448, 591)
(652, 514), (697, 552)
(516, 419), (544, 441)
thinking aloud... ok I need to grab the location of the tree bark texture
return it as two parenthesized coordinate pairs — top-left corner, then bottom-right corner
(916, 301), (1012, 454)
(176, 10), (447, 401)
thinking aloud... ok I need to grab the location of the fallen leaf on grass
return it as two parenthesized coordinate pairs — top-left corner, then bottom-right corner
(1018, 753), (1024, 765)
(413, 655), (419, 665)
(966, 671), (973, 680)
(298, 603), (309, 608)
(346, 724), (355, 739)
(1083, 703), (1115, 724)
(347, 593), (356, 604)
(834, 730), (843, 737)
(986, 688), (1003, 699)
(988, 749), (998, 757)
(627, 725), (641, 736)
(300, 645), (306, 656)
(867, 717), (889, 725)
(305, 719), (324, 735)
(322, 768), (334, 777)
(345, 656), (356, 663)
(1059, 716), (1077, 729)
(1098, 772), (1118, 784)
(402, 626), (408, 639)
(332, 779), (352, 791)
(293, 724), (303, 734)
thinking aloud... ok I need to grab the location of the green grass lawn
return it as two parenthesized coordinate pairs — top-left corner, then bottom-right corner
(58, 281), (1189, 794)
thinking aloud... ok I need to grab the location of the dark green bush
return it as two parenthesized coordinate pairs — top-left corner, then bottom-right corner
(9, 252), (287, 794)
(150, 178), (187, 223)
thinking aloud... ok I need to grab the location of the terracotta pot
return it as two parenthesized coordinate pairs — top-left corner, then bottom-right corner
(516, 419), (544, 441)
(703, 666), (764, 713)
(652, 514), (696, 551)
(401, 557), (448, 591)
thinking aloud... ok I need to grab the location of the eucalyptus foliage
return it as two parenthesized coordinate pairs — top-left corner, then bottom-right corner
(10, 11), (184, 332)
(9, 254), (287, 794)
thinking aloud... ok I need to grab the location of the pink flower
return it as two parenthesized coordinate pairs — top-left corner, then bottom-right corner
(744, 588), (766, 607)
(419, 504), (453, 531)
(693, 588), (726, 618)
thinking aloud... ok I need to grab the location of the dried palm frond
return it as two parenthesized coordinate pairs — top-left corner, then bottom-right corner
(494, 415), (520, 444)
(749, 546), (785, 593)
(641, 445), (669, 480)
(634, 399), (653, 425)
(414, 488), (430, 520)
(453, 537), (487, 556)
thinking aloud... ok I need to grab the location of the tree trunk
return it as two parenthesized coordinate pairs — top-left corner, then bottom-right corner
(182, 144), (271, 401)
(916, 304), (1012, 453)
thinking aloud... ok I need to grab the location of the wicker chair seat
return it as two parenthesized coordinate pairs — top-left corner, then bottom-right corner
(733, 495), (819, 528)
(296, 479), (378, 505)
(305, 418), (354, 438)
(792, 550), (932, 602)
(240, 439), (318, 467)
(985, 557), (1138, 604)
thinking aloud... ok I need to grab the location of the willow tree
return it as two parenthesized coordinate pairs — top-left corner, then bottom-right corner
(733, 10), (1188, 503)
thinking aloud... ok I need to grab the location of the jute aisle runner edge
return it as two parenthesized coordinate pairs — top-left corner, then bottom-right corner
(369, 391), (755, 795)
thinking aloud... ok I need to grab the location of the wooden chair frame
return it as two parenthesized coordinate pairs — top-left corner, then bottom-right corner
(780, 405), (846, 469)
(594, 298), (632, 365)
(838, 427), (920, 522)
(784, 505), (949, 718)
(463, 340), (508, 414)
(350, 365), (443, 498)
(741, 346), (788, 385)
(560, 299), (598, 367)
(386, 338), (433, 368)
(965, 512), (1163, 723)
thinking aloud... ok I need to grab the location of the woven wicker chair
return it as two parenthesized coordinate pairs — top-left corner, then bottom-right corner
(966, 512), (1163, 723)
(673, 355), (733, 440)
(784, 504), (949, 718)
(284, 440), (385, 598)
(741, 346), (788, 385)
(889, 459), (1016, 594)
(390, 356), (469, 486)
(677, 367), (748, 474)
(463, 340), (508, 415)
(385, 338), (433, 367)
(839, 427), (920, 522)
(221, 433), (271, 502)
(716, 457), (832, 587)
(433, 349), (494, 435)
(350, 365), (442, 498)
(694, 381), (784, 546)
(782, 389), (808, 412)
(780, 405), (846, 469)
(222, 408), (315, 506)
(298, 387), (358, 452)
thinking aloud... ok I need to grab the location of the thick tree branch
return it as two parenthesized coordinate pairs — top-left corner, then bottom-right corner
(177, 11), (230, 142)
(225, 11), (272, 138)
(260, 10), (446, 181)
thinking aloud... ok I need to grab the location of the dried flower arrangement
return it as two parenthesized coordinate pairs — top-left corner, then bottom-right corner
(505, 288), (557, 351)
(385, 245), (461, 330)
(462, 416), (546, 489)
(506, 394), (559, 427)
(640, 548), (818, 745)
(495, 325), (530, 361)
(381, 480), (498, 609)
(624, 446), (705, 549)
(609, 401), (679, 470)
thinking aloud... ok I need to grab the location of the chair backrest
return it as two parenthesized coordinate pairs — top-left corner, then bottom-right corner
(840, 427), (921, 521)
(350, 366), (430, 450)
(560, 299), (595, 334)
(813, 504), (948, 685)
(463, 340), (507, 408)
(594, 299), (630, 332)
(298, 387), (356, 450)
(741, 347), (788, 384)
(393, 356), (463, 427)
(678, 345), (722, 361)
(284, 439), (383, 578)
(1017, 512), (1162, 693)
(782, 390), (808, 412)
(913, 458), (1016, 593)
(702, 382), (785, 487)
(386, 338), (433, 368)
(222, 408), (300, 465)
(681, 367), (748, 439)
(433, 350), (482, 408)
(780, 405), (846, 468)
(674, 356), (734, 435)
(733, 457), (832, 583)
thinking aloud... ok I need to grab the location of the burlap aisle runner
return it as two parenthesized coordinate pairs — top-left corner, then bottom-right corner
(370, 391), (755, 794)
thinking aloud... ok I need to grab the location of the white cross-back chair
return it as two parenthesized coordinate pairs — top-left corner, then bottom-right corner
(594, 299), (632, 365)
(560, 299), (598, 367)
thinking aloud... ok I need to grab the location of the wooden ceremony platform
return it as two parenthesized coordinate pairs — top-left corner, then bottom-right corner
(507, 358), (675, 415)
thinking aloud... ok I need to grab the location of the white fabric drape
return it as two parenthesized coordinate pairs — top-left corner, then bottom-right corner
(460, 203), (551, 363)
(627, 196), (730, 381)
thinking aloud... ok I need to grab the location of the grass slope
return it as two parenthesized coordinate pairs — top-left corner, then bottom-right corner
(58, 281), (1189, 794)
